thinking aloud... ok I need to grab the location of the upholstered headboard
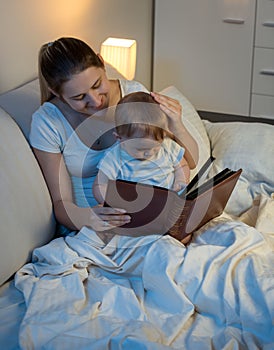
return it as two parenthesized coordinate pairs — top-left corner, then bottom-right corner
(0, 106), (56, 285)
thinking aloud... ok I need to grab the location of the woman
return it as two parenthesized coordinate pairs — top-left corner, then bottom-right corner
(29, 37), (198, 235)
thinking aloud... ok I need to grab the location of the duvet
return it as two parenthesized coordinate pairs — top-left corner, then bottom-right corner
(15, 194), (274, 350)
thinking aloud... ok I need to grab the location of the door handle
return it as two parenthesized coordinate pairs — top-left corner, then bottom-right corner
(223, 18), (245, 24)
(262, 21), (274, 28)
(260, 69), (274, 76)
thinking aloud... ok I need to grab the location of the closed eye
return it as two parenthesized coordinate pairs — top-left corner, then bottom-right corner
(72, 94), (86, 101)
(70, 78), (102, 101)
(92, 78), (101, 89)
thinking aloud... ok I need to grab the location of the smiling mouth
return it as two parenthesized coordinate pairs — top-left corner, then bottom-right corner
(86, 103), (104, 112)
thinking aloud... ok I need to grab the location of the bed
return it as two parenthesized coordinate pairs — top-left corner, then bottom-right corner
(0, 76), (273, 349)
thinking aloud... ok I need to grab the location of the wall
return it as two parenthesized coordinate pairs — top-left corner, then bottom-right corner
(0, 0), (153, 94)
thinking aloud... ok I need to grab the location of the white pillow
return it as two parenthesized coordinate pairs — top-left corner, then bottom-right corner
(159, 86), (211, 172)
(204, 120), (274, 216)
(0, 78), (40, 140)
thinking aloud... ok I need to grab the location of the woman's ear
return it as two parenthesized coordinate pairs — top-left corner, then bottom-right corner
(48, 87), (59, 98)
(97, 54), (105, 68)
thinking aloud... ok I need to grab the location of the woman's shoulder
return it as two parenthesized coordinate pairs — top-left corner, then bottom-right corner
(30, 102), (69, 152)
(31, 102), (72, 134)
(119, 79), (149, 97)
(32, 102), (62, 124)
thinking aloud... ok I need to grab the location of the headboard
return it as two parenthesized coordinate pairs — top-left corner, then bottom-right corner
(199, 110), (274, 125)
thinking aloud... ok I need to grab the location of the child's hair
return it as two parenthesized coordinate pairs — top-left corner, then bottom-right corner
(115, 92), (168, 141)
(38, 37), (104, 104)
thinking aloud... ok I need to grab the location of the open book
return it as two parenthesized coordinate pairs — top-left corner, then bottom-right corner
(104, 157), (242, 241)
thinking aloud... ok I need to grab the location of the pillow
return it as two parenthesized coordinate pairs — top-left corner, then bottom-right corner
(204, 120), (274, 216)
(0, 78), (40, 140)
(159, 86), (211, 173)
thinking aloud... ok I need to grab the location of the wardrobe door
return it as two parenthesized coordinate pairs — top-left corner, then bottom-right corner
(251, 0), (274, 119)
(153, 0), (256, 116)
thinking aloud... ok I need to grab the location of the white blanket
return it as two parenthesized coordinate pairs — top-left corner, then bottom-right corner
(15, 202), (274, 349)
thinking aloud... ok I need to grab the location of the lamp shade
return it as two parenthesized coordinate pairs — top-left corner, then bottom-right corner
(100, 37), (137, 80)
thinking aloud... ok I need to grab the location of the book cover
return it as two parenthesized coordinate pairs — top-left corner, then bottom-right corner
(104, 158), (242, 240)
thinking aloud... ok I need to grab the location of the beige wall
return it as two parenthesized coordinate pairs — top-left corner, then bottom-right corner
(0, 0), (153, 93)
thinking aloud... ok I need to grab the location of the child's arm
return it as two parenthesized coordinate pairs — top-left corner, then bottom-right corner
(93, 170), (110, 204)
(172, 157), (190, 192)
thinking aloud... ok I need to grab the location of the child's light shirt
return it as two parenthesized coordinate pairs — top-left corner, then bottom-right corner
(97, 138), (185, 189)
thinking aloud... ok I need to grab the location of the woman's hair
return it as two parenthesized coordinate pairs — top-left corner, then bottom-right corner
(38, 37), (104, 104)
(115, 92), (168, 141)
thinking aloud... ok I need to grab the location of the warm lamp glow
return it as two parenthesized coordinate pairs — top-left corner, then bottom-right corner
(100, 37), (137, 80)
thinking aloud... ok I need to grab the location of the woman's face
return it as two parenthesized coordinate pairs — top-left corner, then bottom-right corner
(60, 66), (111, 115)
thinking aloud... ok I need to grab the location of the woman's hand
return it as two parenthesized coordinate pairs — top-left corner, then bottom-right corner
(150, 91), (199, 169)
(90, 205), (131, 232)
(150, 92), (183, 131)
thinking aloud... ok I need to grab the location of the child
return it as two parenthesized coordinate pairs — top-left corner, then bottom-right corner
(93, 91), (190, 204)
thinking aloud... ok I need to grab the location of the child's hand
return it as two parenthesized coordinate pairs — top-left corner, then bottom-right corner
(172, 181), (187, 192)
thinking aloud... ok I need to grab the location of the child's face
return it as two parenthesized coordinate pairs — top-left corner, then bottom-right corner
(120, 136), (162, 160)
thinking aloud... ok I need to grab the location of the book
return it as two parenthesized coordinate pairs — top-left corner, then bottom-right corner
(103, 157), (242, 241)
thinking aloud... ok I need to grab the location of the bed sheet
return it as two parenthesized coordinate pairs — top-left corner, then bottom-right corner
(0, 279), (25, 349)
(0, 194), (273, 349)
(2, 193), (270, 350)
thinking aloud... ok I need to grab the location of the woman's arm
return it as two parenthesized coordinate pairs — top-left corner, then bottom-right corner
(93, 170), (109, 204)
(150, 92), (199, 169)
(32, 148), (130, 232)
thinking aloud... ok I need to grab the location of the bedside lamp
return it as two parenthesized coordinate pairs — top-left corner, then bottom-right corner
(100, 37), (137, 80)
